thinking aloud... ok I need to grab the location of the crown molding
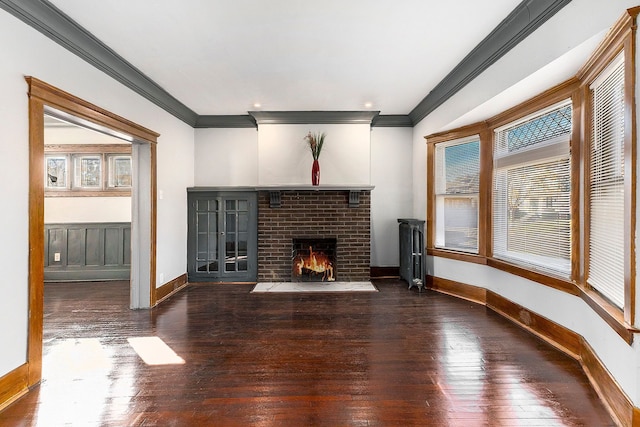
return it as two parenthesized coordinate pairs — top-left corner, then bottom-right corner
(408, 0), (572, 125)
(371, 115), (413, 127)
(249, 111), (380, 125)
(194, 112), (413, 128)
(0, 0), (198, 126)
(195, 115), (257, 128)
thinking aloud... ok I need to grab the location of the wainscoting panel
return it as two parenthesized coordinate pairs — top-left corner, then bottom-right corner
(44, 222), (131, 281)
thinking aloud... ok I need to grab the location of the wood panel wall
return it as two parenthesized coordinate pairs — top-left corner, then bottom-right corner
(44, 222), (131, 281)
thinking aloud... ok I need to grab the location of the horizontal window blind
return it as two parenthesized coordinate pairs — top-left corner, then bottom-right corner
(434, 137), (479, 253)
(493, 101), (572, 276)
(588, 52), (625, 308)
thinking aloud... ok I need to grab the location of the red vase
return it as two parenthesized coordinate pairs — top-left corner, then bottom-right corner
(311, 159), (320, 186)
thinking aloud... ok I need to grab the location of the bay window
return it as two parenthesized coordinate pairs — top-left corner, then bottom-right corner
(425, 7), (636, 339)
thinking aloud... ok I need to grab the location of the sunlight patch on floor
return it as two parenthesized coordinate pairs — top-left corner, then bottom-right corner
(127, 336), (185, 365)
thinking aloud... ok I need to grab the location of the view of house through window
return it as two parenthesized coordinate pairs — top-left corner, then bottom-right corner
(493, 101), (572, 276)
(434, 137), (480, 253)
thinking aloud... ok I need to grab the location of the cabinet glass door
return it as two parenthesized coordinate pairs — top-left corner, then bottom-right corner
(223, 199), (250, 275)
(189, 191), (257, 282)
(195, 198), (220, 273)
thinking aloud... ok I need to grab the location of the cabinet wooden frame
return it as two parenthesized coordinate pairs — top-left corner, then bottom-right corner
(424, 7), (640, 343)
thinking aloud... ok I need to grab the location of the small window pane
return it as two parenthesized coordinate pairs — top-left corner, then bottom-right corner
(45, 156), (67, 188)
(108, 155), (132, 188)
(74, 156), (102, 188)
(439, 196), (478, 251)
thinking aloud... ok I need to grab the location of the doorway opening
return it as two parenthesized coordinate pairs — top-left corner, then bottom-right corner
(27, 77), (159, 387)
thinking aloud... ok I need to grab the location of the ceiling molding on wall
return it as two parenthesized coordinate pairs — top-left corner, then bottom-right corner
(0, 0), (571, 129)
(195, 112), (411, 128)
(408, 0), (572, 125)
(249, 111), (380, 125)
(371, 115), (413, 127)
(0, 0), (198, 126)
(195, 115), (257, 128)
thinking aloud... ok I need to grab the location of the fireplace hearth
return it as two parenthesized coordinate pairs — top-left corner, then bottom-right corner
(292, 238), (336, 282)
(257, 188), (372, 283)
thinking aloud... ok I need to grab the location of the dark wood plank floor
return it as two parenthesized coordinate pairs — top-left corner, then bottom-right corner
(0, 279), (614, 426)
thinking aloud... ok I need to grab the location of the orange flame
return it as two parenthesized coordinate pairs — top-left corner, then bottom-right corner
(293, 246), (335, 281)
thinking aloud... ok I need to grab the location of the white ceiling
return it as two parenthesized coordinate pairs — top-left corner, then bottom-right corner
(47, 0), (525, 116)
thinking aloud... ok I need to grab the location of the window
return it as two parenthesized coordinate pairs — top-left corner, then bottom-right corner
(73, 155), (102, 189)
(493, 101), (572, 276)
(108, 155), (133, 188)
(434, 137), (480, 253)
(587, 52), (626, 308)
(44, 145), (131, 195)
(45, 155), (67, 189)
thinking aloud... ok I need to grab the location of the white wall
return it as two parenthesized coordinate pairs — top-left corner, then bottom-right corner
(0, 10), (194, 378)
(44, 197), (131, 223)
(370, 127), (413, 266)
(194, 128), (258, 186)
(258, 124), (371, 185)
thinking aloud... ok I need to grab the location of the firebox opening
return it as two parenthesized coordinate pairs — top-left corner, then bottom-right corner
(292, 238), (337, 282)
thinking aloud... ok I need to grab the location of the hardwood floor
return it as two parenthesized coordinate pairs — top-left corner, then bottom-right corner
(0, 279), (614, 426)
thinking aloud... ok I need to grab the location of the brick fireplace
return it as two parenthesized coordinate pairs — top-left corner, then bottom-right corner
(257, 187), (372, 282)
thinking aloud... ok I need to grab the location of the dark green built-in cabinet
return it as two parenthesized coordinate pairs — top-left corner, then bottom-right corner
(187, 189), (258, 282)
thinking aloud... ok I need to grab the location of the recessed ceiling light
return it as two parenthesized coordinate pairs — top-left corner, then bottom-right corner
(364, 102), (373, 108)
(253, 103), (262, 108)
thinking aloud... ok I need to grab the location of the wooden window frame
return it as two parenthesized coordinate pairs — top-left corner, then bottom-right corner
(426, 123), (491, 264)
(576, 8), (638, 333)
(491, 99), (573, 278)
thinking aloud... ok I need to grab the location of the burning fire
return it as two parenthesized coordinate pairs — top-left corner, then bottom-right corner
(293, 246), (335, 281)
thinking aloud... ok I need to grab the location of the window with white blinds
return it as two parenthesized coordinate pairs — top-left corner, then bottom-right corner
(434, 137), (480, 253)
(493, 101), (572, 276)
(588, 52), (626, 308)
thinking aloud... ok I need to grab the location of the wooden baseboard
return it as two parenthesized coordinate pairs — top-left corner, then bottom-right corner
(580, 339), (635, 427)
(485, 290), (582, 359)
(154, 273), (188, 306)
(0, 363), (29, 412)
(428, 276), (487, 305)
(428, 275), (637, 427)
(370, 266), (399, 278)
